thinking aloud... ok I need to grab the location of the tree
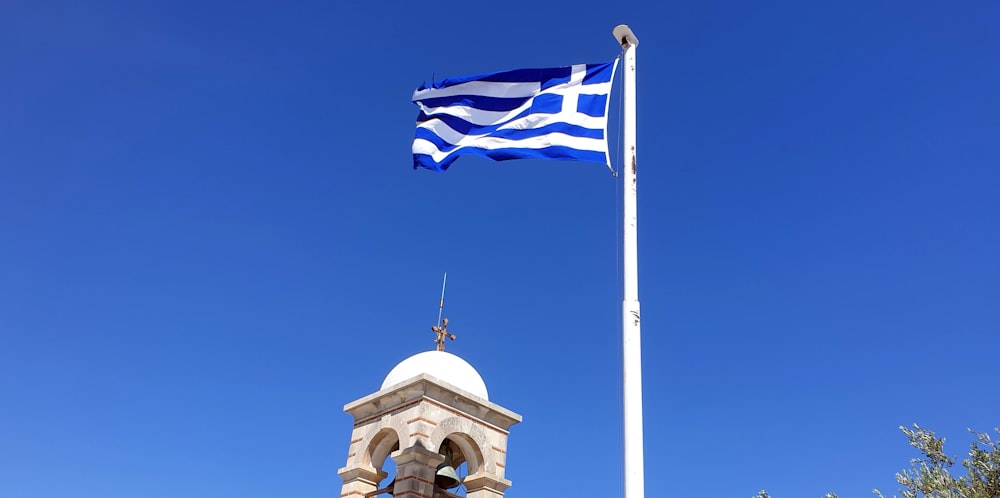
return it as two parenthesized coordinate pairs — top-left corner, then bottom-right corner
(754, 425), (1000, 498)
(874, 425), (1000, 498)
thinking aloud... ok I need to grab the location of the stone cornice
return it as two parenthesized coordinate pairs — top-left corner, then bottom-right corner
(344, 374), (522, 430)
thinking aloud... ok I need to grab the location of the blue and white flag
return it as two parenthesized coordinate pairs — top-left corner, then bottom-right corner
(412, 60), (619, 172)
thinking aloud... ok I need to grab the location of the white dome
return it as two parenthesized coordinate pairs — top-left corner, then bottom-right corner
(381, 351), (489, 400)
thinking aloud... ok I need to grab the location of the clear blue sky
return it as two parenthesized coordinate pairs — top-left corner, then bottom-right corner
(2, 1), (998, 497)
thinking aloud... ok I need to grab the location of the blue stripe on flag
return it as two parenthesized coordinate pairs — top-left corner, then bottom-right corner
(412, 59), (619, 172)
(530, 94), (563, 114)
(415, 111), (604, 139)
(414, 146), (609, 172)
(417, 66), (574, 90)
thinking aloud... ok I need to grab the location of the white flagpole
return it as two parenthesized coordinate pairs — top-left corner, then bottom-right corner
(613, 24), (644, 498)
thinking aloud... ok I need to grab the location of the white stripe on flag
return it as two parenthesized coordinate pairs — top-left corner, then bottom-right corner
(413, 134), (608, 162)
(412, 80), (541, 100)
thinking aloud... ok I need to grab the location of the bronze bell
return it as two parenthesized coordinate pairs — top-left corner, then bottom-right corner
(435, 444), (462, 489)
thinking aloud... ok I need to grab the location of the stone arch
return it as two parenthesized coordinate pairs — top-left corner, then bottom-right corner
(364, 427), (402, 472)
(429, 417), (490, 475)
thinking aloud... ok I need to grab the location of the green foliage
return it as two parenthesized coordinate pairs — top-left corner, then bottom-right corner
(874, 425), (1000, 498)
(754, 425), (1000, 498)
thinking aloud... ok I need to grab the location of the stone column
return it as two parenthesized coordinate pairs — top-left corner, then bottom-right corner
(391, 445), (444, 498)
(338, 467), (385, 498)
(463, 475), (511, 498)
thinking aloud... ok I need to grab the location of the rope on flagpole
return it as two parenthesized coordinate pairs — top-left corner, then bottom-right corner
(614, 50), (625, 178)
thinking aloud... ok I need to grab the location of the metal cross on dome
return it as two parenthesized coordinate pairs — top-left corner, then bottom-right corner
(432, 317), (456, 352)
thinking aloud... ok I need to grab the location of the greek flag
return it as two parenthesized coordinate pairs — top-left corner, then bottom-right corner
(412, 60), (619, 172)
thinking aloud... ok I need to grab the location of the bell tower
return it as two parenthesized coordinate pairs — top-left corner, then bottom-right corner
(338, 351), (521, 498)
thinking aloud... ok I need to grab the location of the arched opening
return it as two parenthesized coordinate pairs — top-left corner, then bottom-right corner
(437, 432), (484, 476)
(367, 429), (400, 492)
(438, 437), (477, 496)
(378, 442), (399, 491)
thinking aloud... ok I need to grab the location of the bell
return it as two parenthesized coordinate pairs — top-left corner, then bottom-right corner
(434, 444), (462, 489)
(435, 465), (461, 490)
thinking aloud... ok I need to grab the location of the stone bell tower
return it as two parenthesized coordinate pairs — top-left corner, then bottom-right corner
(338, 351), (521, 498)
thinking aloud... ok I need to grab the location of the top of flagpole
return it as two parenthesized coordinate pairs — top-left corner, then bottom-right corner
(613, 24), (638, 48)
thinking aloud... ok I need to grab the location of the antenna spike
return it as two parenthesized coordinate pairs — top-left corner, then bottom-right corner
(431, 273), (455, 351)
(436, 272), (447, 328)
